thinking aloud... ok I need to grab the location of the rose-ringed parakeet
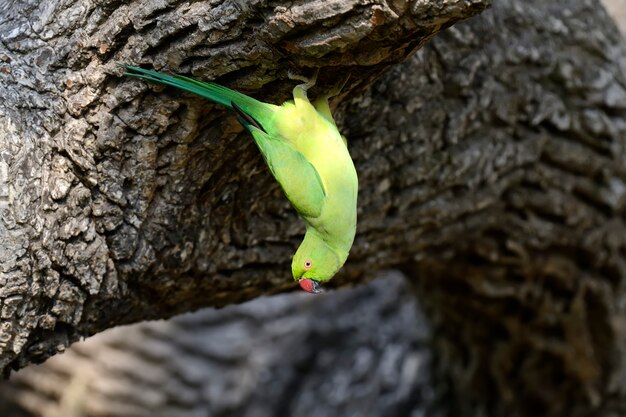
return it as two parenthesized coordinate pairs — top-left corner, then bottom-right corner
(123, 66), (358, 294)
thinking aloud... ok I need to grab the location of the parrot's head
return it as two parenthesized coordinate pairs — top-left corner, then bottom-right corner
(292, 232), (343, 294)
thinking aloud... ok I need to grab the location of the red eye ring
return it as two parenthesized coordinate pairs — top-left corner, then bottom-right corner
(303, 259), (313, 270)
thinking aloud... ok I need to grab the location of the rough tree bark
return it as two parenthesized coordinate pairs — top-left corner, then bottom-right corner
(2, 0), (626, 417)
(393, 2), (626, 416)
(0, 273), (439, 417)
(403, 2), (626, 416)
(0, 0), (489, 375)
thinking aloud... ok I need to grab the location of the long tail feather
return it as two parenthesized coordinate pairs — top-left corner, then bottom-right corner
(122, 65), (273, 125)
(231, 102), (267, 133)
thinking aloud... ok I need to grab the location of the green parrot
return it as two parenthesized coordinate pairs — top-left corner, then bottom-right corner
(123, 66), (358, 294)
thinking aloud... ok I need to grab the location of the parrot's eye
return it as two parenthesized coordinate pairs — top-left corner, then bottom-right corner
(303, 259), (313, 270)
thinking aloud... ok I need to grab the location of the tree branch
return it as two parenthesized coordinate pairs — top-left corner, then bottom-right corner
(0, 0), (489, 374)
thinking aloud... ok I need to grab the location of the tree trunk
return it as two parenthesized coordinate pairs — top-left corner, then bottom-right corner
(0, 0), (489, 374)
(399, 1), (626, 416)
(2, 0), (626, 417)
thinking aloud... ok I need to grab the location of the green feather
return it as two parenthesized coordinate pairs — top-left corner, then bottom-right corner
(123, 65), (274, 127)
(247, 125), (326, 218)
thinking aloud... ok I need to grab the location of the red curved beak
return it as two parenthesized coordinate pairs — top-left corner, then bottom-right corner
(299, 278), (324, 294)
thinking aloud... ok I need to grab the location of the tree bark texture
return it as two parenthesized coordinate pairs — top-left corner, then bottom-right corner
(397, 2), (626, 417)
(0, 273), (440, 417)
(0, 0), (489, 375)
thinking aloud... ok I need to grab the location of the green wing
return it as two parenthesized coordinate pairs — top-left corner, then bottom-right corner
(248, 127), (326, 218)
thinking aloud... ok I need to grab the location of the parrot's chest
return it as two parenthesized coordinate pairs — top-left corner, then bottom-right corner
(304, 137), (358, 249)
(273, 105), (358, 248)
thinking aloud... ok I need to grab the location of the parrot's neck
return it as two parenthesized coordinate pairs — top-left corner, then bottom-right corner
(305, 228), (348, 269)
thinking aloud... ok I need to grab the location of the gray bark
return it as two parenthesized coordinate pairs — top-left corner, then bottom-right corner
(0, 273), (439, 417)
(2, 0), (626, 417)
(0, 0), (489, 375)
(400, 1), (626, 416)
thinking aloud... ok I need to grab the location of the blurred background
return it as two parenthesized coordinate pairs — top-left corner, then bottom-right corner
(604, 0), (626, 34)
(0, 1), (624, 417)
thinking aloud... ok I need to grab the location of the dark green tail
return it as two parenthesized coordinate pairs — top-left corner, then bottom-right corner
(122, 65), (273, 125)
